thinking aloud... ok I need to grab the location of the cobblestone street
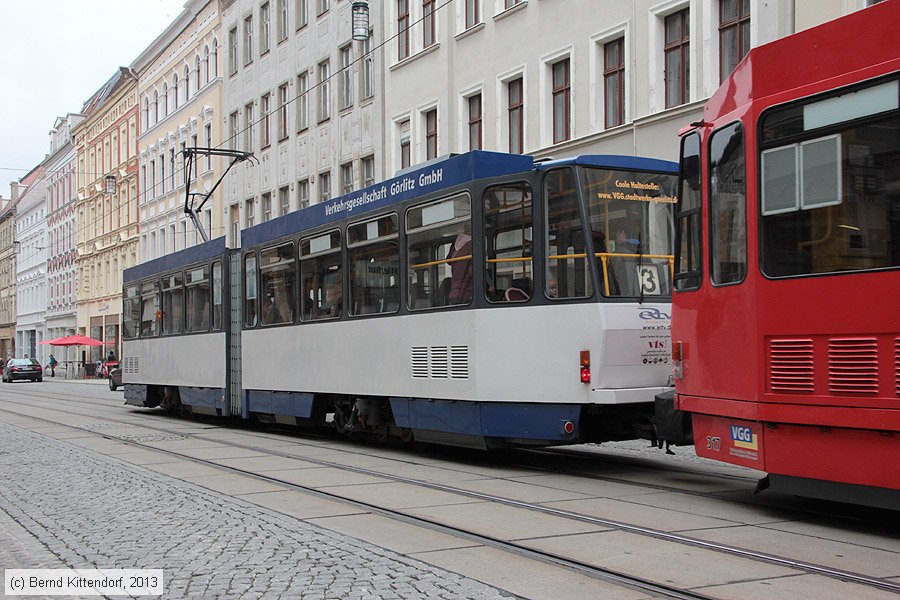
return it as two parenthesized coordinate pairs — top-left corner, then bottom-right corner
(0, 422), (514, 599)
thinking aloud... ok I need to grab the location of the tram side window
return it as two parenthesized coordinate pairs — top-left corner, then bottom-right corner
(483, 184), (533, 302)
(761, 79), (900, 277)
(123, 285), (140, 339)
(185, 265), (211, 333)
(349, 214), (400, 315)
(161, 273), (184, 335)
(140, 281), (160, 337)
(300, 230), (343, 320)
(260, 242), (296, 325)
(407, 193), (472, 309)
(544, 169), (590, 299)
(244, 254), (258, 327)
(709, 122), (747, 285)
(212, 261), (223, 330)
(675, 132), (703, 290)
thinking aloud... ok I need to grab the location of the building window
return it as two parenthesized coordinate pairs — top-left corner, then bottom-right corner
(318, 61), (330, 121)
(204, 123), (212, 170)
(298, 178), (309, 209)
(362, 155), (375, 187)
(423, 0), (436, 47)
(319, 171), (331, 202)
(362, 32), (375, 99)
(278, 83), (289, 140)
(664, 8), (690, 108)
(279, 185), (290, 215)
(468, 94), (482, 150)
(719, 0), (750, 83)
(341, 162), (354, 195)
(297, 72), (309, 131)
(229, 111), (239, 150)
(262, 192), (272, 222)
(340, 45), (353, 109)
(278, 0), (289, 42)
(604, 37), (625, 128)
(465, 0), (480, 28)
(260, 2), (271, 54)
(169, 149), (176, 189)
(230, 204), (240, 245)
(425, 109), (438, 160)
(243, 15), (254, 65)
(246, 197), (256, 227)
(318, 0), (329, 15)
(551, 58), (570, 143)
(261, 93), (271, 148)
(504, 0), (522, 7)
(149, 159), (156, 198)
(508, 77), (523, 154)
(400, 120), (411, 169)
(397, 0), (410, 60)
(244, 102), (254, 152)
(296, 0), (308, 28)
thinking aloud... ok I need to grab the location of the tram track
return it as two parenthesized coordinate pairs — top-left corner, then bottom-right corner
(1, 387), (899, 597)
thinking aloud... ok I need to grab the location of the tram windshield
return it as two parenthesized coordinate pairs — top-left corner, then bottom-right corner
(581, 167), (677, 297)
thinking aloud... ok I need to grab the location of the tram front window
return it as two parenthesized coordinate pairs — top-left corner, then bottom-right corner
(582, 167), (677, 297)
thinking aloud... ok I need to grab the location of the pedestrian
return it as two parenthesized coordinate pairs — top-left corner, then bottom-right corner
(48, 354), (57, 378)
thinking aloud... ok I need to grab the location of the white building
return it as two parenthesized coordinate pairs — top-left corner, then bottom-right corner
(15, 166), (49, 363)
(45, 113), (84, 346)
(380, 0), (880, 170)
(221, 0), (385, 245)
(134, 0), (225, 262)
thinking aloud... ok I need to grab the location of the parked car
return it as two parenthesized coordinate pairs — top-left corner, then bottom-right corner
(108, 366), (123, 391)
(3, 358), (43, 383)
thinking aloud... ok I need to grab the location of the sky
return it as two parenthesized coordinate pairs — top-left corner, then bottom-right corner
(0, 0), (187, 189)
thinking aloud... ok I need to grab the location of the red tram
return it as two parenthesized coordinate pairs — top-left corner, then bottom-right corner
(671, 2), (900, 507)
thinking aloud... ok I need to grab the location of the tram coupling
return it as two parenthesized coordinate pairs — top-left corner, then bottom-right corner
(651, 390), (693, 451)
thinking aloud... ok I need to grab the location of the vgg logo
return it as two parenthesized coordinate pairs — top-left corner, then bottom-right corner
(729, 425), (758, 450)
(639, 308), (671, 320)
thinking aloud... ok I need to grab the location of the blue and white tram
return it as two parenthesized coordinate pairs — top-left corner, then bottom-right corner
(123, 150), (679, 449)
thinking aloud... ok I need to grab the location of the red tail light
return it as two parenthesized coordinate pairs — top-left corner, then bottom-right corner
(579, 350), (591, 384)
(36, 365), (42, 371)
(9, 367), (19, 372)
(672, 341), (683, 380)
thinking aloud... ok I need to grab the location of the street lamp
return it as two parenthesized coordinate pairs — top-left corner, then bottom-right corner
(352, 1), (369, 41)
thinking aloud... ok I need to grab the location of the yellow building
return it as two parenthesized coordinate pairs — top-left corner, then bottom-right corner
(73, 68), (140, 366)
(0, 193), (18, 360)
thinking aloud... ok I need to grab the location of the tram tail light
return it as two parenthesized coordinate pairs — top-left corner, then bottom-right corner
(672, 341), (683, 380)
(579, 350), (591, 384)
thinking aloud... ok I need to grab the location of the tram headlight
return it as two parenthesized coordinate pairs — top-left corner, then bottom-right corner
(579, 350), (591, 384)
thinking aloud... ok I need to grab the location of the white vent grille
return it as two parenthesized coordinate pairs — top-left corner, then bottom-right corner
(411, 347), (428, 379)
(449, 346), (469, 379)
(410, 345), (469, 381)
(122, 356), (139, 374)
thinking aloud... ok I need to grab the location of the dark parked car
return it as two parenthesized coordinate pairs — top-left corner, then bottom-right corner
(108, 366), (123, 391)
(3, 358), (43, 382)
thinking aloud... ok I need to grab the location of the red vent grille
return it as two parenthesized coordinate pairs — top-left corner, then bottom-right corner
(828, 338), (878, 395)
(895, 338), (900, 396)
(769, 339), (814, 393)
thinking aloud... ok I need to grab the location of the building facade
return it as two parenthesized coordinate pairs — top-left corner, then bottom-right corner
(73, 68), (140, 366)
(45, 113), (84, 347)
(0, 186), (19, 360)
(134, 0), (225, 262)
(14, 166), (49, 363)
(221, 0), (385, 246)
(380, 0), (879, 171)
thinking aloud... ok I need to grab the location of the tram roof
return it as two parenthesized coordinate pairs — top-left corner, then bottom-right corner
(241, 150), (534, 249)
(124, 236), (226, 283)
(534, 155), (678, 173)
(704, 1), (899, 122)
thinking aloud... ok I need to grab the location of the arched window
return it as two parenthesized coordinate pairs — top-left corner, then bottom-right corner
(212, 39), (218, 78)
(203, 46), (210, 85)
(173, 73), (179, 110)
(151, 90), (158, 125)
(184, 65), (190, 101)
(142, 97), (149, 130)
(194, 55), (201, 94)
(162, 83), (169, 116)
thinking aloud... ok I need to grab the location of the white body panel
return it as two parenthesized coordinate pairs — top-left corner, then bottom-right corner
(242, 303), (671, 405)
(124, 332), (226, 388)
